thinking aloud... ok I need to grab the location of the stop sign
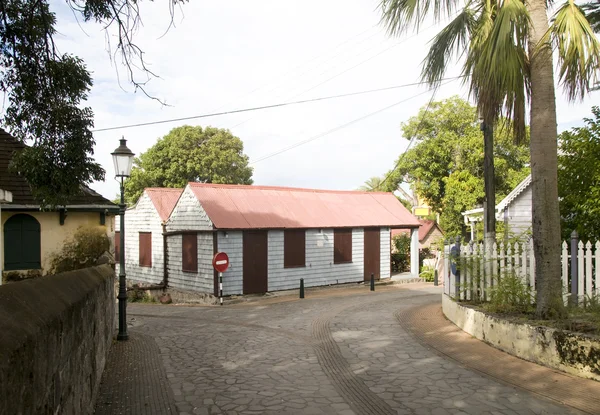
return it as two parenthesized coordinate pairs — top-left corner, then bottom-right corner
(212, 252), (229, 273)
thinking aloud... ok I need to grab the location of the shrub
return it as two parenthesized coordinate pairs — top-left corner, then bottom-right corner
(485, 273), (534, 314)
(391, 233), (411, 272)
(419, 265), (435, 282)
(50, 226), (110, 274)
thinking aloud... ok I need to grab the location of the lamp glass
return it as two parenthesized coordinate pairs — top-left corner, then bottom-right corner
(112, 154), (134, 178)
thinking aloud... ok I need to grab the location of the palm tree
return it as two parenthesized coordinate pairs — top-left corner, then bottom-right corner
(358, 177), (384, 191)
(380, 0), (600, 318)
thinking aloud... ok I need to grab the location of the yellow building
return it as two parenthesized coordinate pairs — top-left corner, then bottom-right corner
(0, 129), (117, 279)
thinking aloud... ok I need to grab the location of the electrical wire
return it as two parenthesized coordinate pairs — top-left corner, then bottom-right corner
(250, 78), (456, 165)
(92, 76), (463, 132)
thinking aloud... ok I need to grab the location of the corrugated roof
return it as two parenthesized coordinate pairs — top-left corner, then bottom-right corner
(392, 219), (442, 242)
(0, 128), (115, 208)
(146, 188), (183, 222)
(188, 183), (420, 229)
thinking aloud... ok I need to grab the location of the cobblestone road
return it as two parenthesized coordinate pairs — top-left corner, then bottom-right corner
(128, 284), (585, 415)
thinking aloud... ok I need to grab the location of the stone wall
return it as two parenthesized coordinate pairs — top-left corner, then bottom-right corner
(0, 265), (115, 414)
(442, 294), (600, 381)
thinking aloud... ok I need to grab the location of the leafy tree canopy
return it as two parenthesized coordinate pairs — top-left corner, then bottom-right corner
(558, 107), (600, 241)
(124, 125), (253, 204)
(0, 0), (184, 206)
(382, 97), (530, 236)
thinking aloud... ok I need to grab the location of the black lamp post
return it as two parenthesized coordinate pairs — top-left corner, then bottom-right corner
(111, 137), (135, 341)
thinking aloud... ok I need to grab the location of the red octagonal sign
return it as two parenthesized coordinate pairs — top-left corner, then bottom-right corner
(212, 252), (229, 273)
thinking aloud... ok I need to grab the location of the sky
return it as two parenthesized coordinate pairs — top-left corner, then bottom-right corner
(51, 0), (599, 200)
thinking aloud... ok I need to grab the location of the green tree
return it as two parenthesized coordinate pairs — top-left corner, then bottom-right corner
(558, 107), (600, 241)
(0, 0), (185, 206)
(380, 0), (600, 318)
(124, 126), (253, 204)
(358, 177), (384, 191)
(383, 97), (530, 237)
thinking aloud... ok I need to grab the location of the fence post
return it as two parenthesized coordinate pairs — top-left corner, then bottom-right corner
(455, 237), (461, 299)
(570, 230), (579, 306)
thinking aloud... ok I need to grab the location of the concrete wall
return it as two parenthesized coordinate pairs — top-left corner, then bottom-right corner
(115, 192), (164, 285)
(0, 265), (115, 414)
(2, 211), (114, 275)
(442, 294), (600, 381)
(166, 232), (214, 292)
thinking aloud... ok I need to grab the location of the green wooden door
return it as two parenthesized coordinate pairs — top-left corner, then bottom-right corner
(4, 214), (41, 270)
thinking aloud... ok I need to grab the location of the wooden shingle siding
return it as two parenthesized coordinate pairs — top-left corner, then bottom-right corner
(167, 186), (213, 231)
(217, 231), (244, 295)
(284, 229), (305, 268)
(166, 232), (214, 292)
(115, 192), (164, 285)
(504, 187), (532, 236)
(182, 233), (198, 273)
(139, 232), (152, 267)
(267, 228), (365, 292)
(379, 227), (391, 279)
(334, 229), (352, 263)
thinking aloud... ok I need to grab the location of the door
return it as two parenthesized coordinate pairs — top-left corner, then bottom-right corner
(364, 228), (380, 281)
(243, 231), (268, 294)
(4, 214), (41, 271)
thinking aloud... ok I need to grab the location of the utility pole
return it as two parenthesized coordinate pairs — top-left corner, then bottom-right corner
(481, 115), (496, 249)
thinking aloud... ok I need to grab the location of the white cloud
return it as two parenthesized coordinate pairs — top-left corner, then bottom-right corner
(50, 0), (598, 200)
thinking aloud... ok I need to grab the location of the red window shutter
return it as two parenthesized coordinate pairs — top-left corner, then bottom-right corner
(284, 229), (306, 268)
(182, 233), (198, 273)
(334, 229), (352, 264)
(114, 232), (120, 260)
(139, 232), (152, 267)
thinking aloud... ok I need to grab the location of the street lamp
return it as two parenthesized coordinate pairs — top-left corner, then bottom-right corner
(111, 137), (135, 341)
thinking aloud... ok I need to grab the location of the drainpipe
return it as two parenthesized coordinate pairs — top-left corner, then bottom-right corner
(162, 223), (169, 288)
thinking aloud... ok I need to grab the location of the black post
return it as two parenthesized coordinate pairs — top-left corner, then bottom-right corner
(117, 178), (128, 341)
(300, 278), (304, 299)
(219, 272), (223, 306)
(370, 273), (375, 291)
(570, 230), (579, 306)
(434, 269), (439, 286)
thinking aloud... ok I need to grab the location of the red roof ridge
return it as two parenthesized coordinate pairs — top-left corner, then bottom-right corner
(188, 182), (392, 195)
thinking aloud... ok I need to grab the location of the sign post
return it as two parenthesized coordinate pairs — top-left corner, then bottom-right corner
(212, 252), (229, 306)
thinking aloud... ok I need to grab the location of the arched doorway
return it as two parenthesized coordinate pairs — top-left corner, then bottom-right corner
(4, 214), (41, 270)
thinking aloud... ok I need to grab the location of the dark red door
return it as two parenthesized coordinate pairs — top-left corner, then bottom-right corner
(243, 231), (268, 294)
(364, 228), (380, 281)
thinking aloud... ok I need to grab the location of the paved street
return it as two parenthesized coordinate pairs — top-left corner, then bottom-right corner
(96, 283), (593, 415)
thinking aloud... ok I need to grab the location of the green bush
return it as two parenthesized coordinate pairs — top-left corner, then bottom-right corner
(50, 226), (110, 274)
(392, 233), (411, 272)
(485, 273), (534, 314)
(419, 265), (435, 282)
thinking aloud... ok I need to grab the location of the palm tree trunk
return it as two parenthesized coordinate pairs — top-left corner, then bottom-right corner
(527, 0), (567, 319)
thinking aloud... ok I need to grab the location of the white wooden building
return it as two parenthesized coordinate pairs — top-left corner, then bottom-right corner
(164, 183), (421, 295)
(115, 188), (183, 285)
(462, 175), (532, 240)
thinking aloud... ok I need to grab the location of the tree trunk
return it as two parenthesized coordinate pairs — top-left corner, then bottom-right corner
(527, 0), (566, 319)
(483, 118), (495, 249)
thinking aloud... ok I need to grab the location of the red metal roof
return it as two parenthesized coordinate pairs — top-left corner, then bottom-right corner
(392, 219), (441, 241)
(146, 188), (183, 222)
(188, 183), (421, 229)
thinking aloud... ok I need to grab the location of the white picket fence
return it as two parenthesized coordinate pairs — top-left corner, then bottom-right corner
(443, 238), (600, 304)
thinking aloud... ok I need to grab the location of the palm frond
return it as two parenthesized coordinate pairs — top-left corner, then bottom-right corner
(543, 0), (600, 101)
(380, 0), (460, 35)
(421, 7), (477, 85)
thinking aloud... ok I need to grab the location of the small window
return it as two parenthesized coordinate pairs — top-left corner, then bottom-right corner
(334, 229), (352, 264)
(139, 232), (152, 267)
(182, 233), (198, 273)
(284, 229), (306, 268)
(114, 232), (120, 260)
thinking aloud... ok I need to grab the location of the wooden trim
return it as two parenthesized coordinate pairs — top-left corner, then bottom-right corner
(114, 231), (121, 260)
(284, 229), (306, 268)
(162, 224), (169, 287)
(139, 232), (152, 267)
(182, 233), (198, 273)
(333, 228), (352, 264)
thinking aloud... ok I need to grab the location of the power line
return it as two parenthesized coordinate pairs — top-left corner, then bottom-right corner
(378, 83), (442, 190)
(250, 78), (456, 165)
(92, 77), (462, 132)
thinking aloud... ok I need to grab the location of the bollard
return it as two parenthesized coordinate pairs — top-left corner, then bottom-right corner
(300, 278), (305, 299)
(370, 273), (375, 291)
(434, 269), (438, 286)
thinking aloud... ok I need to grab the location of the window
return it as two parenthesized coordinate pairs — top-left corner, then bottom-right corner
(114, 232), (120, 260)
(334, 229), (352, 264)
(139, 232), (152, 267)
(182, 233), (198, 273)
(4, 214), (41, 270)
(284, 229), (306, 268)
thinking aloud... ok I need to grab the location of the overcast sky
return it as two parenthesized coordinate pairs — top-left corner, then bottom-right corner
(52, 0), (598, 200)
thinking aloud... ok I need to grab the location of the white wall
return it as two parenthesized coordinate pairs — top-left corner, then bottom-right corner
(504, 186), (533, 237)
(115, 192), (164, 285)
(166, 232), (214, 292)
(168, 186), (212, 231)
(380, 227), (391, 279)
(217, 231), (243, 295)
